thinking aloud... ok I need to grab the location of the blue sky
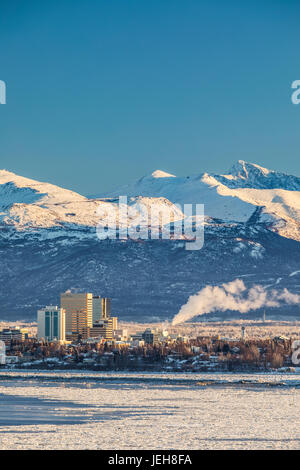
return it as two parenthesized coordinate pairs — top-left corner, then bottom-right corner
(0, 0), (300, 195)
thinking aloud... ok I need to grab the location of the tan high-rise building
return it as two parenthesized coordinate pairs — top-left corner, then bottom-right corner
(60, 292), (93, 341)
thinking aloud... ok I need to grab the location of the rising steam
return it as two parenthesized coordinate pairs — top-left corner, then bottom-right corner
(172, 279), (300, 325)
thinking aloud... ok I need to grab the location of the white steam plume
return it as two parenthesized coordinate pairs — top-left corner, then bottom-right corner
(172, 279), (300, 325)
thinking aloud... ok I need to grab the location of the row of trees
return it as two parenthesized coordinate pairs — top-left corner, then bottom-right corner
(5, 336), (294, 370)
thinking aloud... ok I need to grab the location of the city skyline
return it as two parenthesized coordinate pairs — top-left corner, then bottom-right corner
(1, 0), (300, 453)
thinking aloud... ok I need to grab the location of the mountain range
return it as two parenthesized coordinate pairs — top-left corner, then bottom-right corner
(0, 160), (300, 321)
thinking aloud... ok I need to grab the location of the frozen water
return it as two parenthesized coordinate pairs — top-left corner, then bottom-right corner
(0, 371), (299, 450)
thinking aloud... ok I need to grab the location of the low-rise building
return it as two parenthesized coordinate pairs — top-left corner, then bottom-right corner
(130, 339), (145, 348)
(142, 328), (159, 345)
(113, 329), (128, 340)
(84, 318), (114, 340)
(0, 327), (29, 345)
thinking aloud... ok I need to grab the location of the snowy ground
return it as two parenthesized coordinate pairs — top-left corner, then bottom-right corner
(2, 319), (300, 341)
(0, 371), (299, 450)
(122, 319), (300, 340)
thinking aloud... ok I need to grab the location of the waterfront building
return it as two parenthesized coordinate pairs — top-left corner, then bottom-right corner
(101, 298), (111, 319)
(84, 318), (114, 340)
(61, 292), (93, 341)
(0, 327), (29, 345)
(92, 295), (102, 324)
(37, 306), (66, 342)
(113, 329), (128, 340)
(142, 328), (159, 345)
(93, 296), (113, 324)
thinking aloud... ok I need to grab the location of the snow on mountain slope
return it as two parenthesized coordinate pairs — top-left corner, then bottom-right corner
(101, 170), (256, 222)
(100, 161), (300, 241)
(0, 170), (187, 234)
(0, 170), (103, 229)
(216, 160), (300, 190)
(1, 162), (300, 242)
(203, 164), (300, 240)
(151, 170), (176, 178)
(1, 166), (300, 321)
(0, 170), (86, 204)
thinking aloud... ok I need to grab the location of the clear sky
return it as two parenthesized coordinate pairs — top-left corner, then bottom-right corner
(1, 0), (300, 195)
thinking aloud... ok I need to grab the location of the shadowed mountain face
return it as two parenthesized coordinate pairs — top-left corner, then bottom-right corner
(217, 160), (300, 190)
(1, 229), (300, 321)
(0, 162), (300, 321)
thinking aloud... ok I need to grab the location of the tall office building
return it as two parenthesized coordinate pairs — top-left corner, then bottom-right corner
(101, 297), (111, 319)
(92, 296), (111, 324)
(37, 306), (66, 342)
(61, 292), (93, 341)
(92, 296), (102, 324)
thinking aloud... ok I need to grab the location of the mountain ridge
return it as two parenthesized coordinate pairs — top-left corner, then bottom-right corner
(1, 161), (300, 241)
(0, 161), (299, 321)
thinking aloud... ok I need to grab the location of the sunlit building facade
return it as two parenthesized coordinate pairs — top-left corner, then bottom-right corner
(37, 306), (66, 342)
(60, 292), (93, 341)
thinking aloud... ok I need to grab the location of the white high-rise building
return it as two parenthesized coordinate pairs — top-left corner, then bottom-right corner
(37, 306), (66, 342)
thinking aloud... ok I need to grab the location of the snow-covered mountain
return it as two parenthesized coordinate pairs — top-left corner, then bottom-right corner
(2, 161), (300, 241)
(96, 160), (300, 242)
(0, 162), (299, 321)
(218, 160), (300, 190)
(0, 169), (101, 230)
(104, 160), (300, 196)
